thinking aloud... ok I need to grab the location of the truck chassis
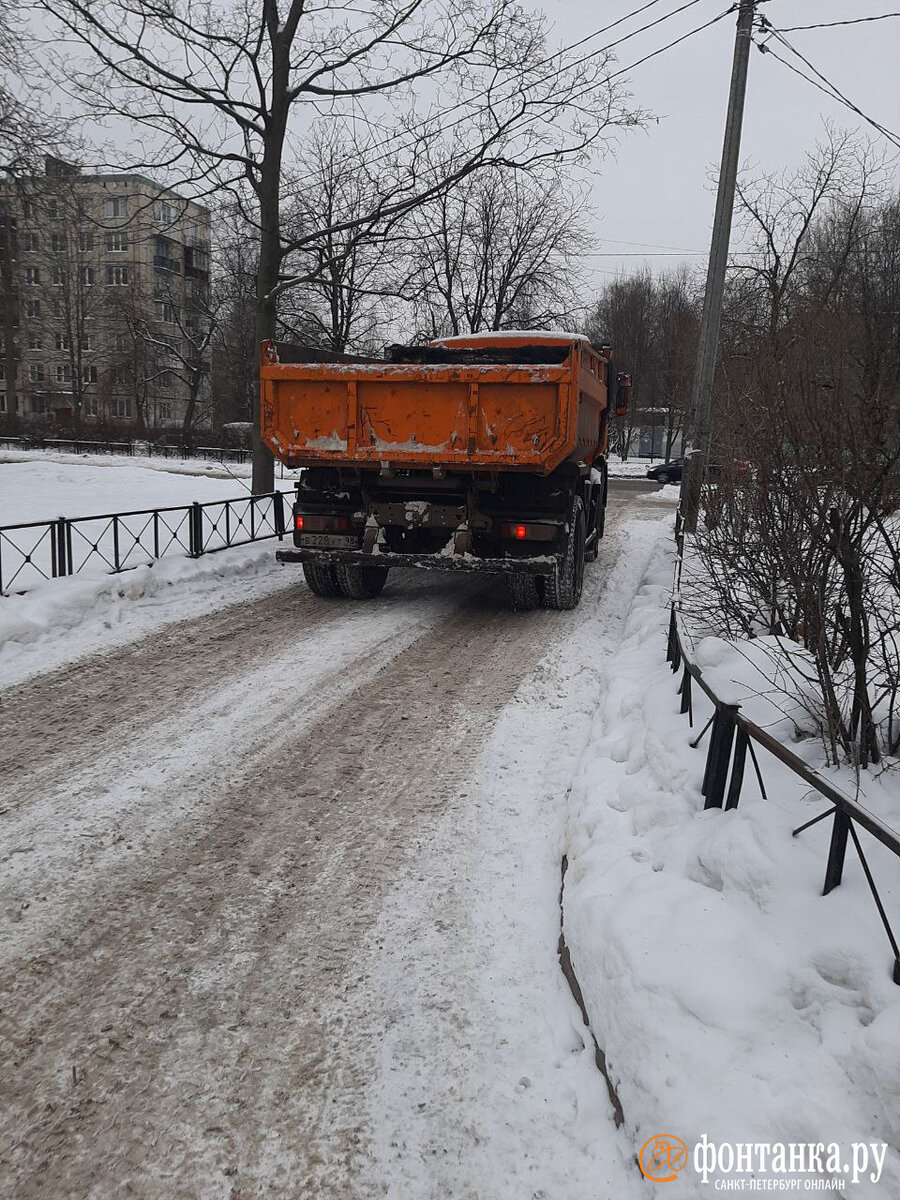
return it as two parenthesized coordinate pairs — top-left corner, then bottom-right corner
(276, 459), (607, 610)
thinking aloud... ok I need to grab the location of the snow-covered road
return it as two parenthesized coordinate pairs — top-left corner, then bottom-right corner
(0, 485), (670, 1199)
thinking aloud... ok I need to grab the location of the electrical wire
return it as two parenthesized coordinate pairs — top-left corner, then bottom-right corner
(777, 12), (900, 33)
(756, 19), (900, 150)
(279, 0), (728, 202)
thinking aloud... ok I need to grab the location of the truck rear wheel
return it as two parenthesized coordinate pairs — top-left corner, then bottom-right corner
(544, 497), (585, 611)
(302, 561), (343, 598)
(507, 573), (542, 611)
(335, 563), (389, 599)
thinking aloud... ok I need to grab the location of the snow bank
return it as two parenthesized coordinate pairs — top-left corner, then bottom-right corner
(0, 542), (293, 689)
(564, 538), (900, 1196)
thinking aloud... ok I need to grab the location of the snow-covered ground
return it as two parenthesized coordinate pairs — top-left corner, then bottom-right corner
(0, 450), (267, 524)
(2, 455), (897, 1196)
(0, 455), (297, 659)
(563, 542), (900, 1197)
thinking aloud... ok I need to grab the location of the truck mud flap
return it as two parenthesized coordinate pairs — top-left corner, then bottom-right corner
(276, 548), (557, 576)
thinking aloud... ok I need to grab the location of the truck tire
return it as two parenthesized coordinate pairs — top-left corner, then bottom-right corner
(507, 573), (542, 611)
(544, 497), (585, 610)
(335, 563), (389, 599)
(302, 561), (343, 597)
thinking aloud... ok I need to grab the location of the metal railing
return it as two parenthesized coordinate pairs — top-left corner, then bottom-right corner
(0, 435), (255, 464)
(0, 491), (288, 595)
(668, 517), (900, 985)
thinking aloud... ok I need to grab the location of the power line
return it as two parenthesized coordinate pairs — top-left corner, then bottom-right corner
(593, 236), (708, 250)
(280, 0), (728, 203)
(777, 12), (900, 33)
(756, 20), (900, 150)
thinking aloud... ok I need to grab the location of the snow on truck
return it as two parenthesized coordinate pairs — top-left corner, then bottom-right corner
(261, 332), (630, 610)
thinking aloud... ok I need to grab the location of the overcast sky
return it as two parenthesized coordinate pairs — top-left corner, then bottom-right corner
(540, 0), (900, 292)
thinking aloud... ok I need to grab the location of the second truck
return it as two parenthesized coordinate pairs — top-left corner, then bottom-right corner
(261, 331), (629, 610)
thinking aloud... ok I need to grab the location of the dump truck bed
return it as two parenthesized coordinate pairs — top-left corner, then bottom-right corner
(260, 333), (612, 475)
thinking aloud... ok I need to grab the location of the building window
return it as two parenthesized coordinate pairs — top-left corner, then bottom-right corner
(25, 299), (40, 318)
(113, 394), (132, 418)
(85, 393), (98, 416)
(82, 333), (96, 351)
(79, 230), (94, 253)
(82, 364), (98, 383)
(105, 231), (128, 252)
(111, 365), (129, 386)
(28, 332), (42, 350)
(155, 299), (179, 323)
(24, 232), (39, 252)
(110, 331), (129, 352)
(51, 233), (66, 252)
(47, 199), (59, 219)
(106, 265), (129, 285)
(51, 265), (64, 285)
(104, 197), (126, 218)
(23, 200), (35, 221)
(56, 363), (72, 383)
(0, 391), (6, 414)
(29, 364), (45, 383)
(55, 333), (71, 351)
(155, 200), (175, 226)
(82, 266), (95, 285)
(25, 266), (40, 284)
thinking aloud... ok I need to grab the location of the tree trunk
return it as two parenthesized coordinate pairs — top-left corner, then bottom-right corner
(251, 51), (290, 496)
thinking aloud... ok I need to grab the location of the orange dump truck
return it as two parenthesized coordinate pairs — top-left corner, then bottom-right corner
(261, 332), (629, 609)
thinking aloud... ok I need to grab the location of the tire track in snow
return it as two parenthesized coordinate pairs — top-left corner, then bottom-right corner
(0, 488), (665, 1198)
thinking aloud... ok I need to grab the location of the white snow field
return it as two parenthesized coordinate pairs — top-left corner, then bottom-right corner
(1, 456), (897, 1197)
(0, 453), (297, 686)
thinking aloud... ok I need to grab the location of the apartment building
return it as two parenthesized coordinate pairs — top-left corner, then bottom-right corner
(0, 158), (211, 431)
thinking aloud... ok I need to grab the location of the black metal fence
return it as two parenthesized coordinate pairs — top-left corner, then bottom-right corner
(0, 491), (288, 595)
(0, 435), (254, 464)
(668, 516), (900, 985)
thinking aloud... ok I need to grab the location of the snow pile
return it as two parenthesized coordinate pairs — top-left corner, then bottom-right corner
(0, 543), (293, 689)
(564, 538), (900, 1196)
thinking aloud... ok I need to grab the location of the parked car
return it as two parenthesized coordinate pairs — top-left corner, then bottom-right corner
(646, 457), (750, 485)
(646, 458), (683, 484)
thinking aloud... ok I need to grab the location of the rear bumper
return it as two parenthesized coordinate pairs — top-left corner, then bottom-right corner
(276, 547), (557, 576)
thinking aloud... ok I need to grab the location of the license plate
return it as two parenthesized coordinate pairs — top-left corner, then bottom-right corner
(299, 533), (359, 549)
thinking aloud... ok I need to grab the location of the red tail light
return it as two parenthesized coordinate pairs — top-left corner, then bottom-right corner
(500, 521), (556, 542)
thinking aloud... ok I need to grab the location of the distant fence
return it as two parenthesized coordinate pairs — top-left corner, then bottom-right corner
(0, 435), (254, 465)
(0, 491), (290, 595)
(668, 514), (900, 985)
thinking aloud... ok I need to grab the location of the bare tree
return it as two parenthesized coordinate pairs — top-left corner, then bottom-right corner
(36, 0), (645, 490)
(685, 132), (900, 769)
(0, 6), (73, 179)
(406, 164), (589, 338)
(279, 126), (402, 353)
(586, 270), (667, 458)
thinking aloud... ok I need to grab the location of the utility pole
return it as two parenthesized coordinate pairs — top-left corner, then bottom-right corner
(681, 0), (757, 532)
